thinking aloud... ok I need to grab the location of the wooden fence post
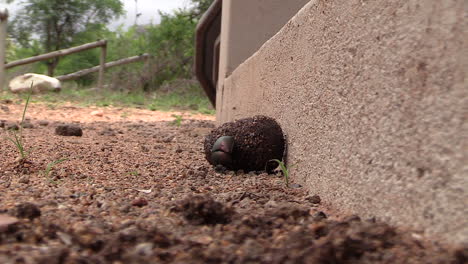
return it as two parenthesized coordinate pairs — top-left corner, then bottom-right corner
(98, 40), (107, 89)
(0, 9), (8, 91)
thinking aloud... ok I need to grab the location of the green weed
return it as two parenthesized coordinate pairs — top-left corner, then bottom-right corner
(5, 88), (32, 161)
(269, 159), (295, 187)
(126, 170), (139, 176)
(1, 80), (215, 114)
(43, 158), (68, 178)
(171, 114), (183, 126)
(120, 111), (130, 118)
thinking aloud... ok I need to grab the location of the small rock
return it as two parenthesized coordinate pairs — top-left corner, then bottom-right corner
(55, 124), (83, 137)
(133, 242), (154, 256)
(6, 122), (19, 131)
(0, 214), (18, 229)
(236, 169), (245, 175)
(1, 105), (9, 112)
(140, 145), (150, 152)
(18, 175), (30, 184)
(174, 194), (234, 225)
(12, 202), (41, 220)
(161, 135), (174, 143)
(312, 211), (327, 221)
(131, 198), (148, 207)
(20, 121), (34, 129)
(264, 200), (278, 208)
(191, 235), (213, 245)
(90, 110), (104, 117)
(290, 183), (302, 188)
(57, 231), (73, 245)
(38, 120), (49, 126)
(306, 195), (321, 204)
(99, 128), (116, 136)
(0, 120), (5, 128)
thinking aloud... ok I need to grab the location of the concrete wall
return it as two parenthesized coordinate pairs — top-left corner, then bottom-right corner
(218, 0), (309, 85)
(216, 0), (467, 244)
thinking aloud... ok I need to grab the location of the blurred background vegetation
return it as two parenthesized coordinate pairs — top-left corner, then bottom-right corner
(2, 0), (215, 114)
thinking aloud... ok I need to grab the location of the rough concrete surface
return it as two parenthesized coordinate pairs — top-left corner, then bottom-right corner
(218, 0), (309, 80)
(216, 0), (467, 244)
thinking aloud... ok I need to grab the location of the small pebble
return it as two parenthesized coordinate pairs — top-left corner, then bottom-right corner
(306, 195), (321, 204)
(312, 211), (327, 221)
(21, 121), (34, 129)
(289, 183), (302, 189)
(38, 120), (49, 126)
(0, 214), (18, 229)
(18, 175), (30, 184)
(134, 242), (154, 256)
(7, 123), (19, 131)
(1, 105), (9, 112)
(131, 198), (148, 207)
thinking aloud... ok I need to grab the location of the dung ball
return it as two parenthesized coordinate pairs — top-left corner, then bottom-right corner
(204, 115), (285, 172)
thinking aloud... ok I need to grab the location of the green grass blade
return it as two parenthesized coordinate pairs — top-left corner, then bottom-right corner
(270, 159), (290, 187)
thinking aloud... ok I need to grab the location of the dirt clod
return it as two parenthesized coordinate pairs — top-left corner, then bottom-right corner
(20, 121), (34, 129)
(131, 198), (149, 207)
(55, 124), (83, 136)
(38, 120), (49, 126)
(6, 122), (18, 130)
(175, 195), (234, 225)
(306, 194), (322, 204)
(11, 202), (41, 220)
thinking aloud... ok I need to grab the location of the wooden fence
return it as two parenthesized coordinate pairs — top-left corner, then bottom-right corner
(0, 9), (8, 90)
(0, 9), (149, 90)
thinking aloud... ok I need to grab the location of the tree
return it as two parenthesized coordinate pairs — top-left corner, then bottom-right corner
(7, 0), (123, 76)
(188, 0), (214, 20)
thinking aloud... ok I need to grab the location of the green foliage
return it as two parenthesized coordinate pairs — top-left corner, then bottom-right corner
(269, 159), (295, 187)
(171, 114), (183, 127)
(0, 80), (214, 114)
(6, 0), (217, 96)
(5, 89), (32, 160)
(43, 158), (68, 178)
(8, 0), (123, 75)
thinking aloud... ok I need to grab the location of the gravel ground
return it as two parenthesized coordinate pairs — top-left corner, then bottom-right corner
(0, 101), (465, 264)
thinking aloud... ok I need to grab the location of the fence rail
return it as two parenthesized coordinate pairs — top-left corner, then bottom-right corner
(56, 53), (150, 81)
(4, 40), (108, 69)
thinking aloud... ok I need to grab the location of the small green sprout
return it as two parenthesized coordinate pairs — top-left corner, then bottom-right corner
(5, 86), (32, 161)
(269, 159), (295, 187)
(126, 170), (139, 176)
(43, 158), (68, 178)
(120, 111), (130, 118)
(171, 114), (183, 127)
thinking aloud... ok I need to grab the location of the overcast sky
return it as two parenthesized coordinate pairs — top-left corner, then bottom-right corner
(0, 0), (188, 29)
(112, 0), (188, 29)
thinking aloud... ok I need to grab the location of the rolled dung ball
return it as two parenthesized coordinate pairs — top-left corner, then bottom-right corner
(204, 115), (285, 172)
